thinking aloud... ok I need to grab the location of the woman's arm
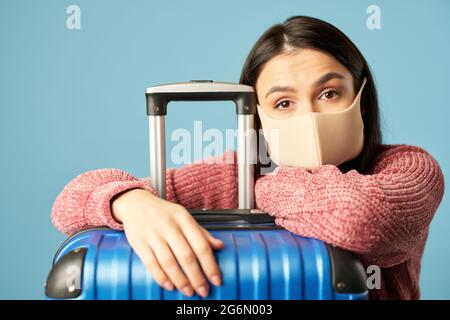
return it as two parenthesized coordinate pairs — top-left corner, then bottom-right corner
(254, 144), (445, 267)
(51, 150), (238, 236)
(50, 168), (157, 235)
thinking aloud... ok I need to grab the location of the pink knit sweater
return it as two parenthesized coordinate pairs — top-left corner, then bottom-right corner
(51, 144), (444, 300)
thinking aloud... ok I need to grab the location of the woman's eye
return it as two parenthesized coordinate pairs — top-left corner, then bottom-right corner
(274, 100), (292, 110)
(319, 90), (340, 100)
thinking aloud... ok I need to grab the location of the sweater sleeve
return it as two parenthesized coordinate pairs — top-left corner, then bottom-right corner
(51, 150), (238, 236)
(254, 144), (445, 267)
(51, 168), (158, 236)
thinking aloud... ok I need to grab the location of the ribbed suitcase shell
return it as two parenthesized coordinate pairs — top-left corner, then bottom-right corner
(46, 222), (368, 300)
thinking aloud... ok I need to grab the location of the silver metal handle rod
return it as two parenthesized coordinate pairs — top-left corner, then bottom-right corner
(238, 114), (255, 209)
(149, 116), (166, 200)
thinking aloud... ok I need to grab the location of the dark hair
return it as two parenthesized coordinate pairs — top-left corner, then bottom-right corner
(239, 16), (382, 178)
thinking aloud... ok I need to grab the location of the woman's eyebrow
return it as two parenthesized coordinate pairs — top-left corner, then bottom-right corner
(264, 72), (346, 99)
(313, 72), (345, 87)
(264, 85), (296, 98)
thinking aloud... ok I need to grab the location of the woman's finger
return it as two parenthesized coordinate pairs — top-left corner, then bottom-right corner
(132, 240), (174, 291)
(181, 218), (223, 287)
(200, 226), (224, 249)
(163, 225), (211, 297)
(148, 235), (195, 297)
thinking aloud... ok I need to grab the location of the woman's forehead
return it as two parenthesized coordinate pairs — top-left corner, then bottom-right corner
(256, 49), (352, 91)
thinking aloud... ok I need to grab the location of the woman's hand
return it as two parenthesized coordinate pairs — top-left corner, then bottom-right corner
(111, 188), (224, 298)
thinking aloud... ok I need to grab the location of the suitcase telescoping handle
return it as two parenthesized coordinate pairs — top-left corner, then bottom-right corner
(145, 80), (257, 210)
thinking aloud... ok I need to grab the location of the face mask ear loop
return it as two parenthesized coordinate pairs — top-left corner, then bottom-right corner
(357, 78), (367, 102)
(355, 77), (367, 116)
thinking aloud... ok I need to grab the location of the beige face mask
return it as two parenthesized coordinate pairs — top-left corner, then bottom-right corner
(257, 78), (367, 169)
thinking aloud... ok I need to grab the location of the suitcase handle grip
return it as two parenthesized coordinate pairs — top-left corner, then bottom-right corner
(145, 81), (258, 209)
(146, 80), (256, 116)
(189, 209), (275, 224)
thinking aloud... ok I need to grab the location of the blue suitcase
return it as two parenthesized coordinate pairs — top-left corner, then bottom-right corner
(46, 211), (368, 300)
(45, 81), (368, 300)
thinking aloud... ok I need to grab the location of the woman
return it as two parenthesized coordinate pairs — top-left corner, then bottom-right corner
(51, 16), (445, 300)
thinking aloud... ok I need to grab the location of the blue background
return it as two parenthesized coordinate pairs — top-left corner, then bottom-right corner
(1, 0), (449, 299)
